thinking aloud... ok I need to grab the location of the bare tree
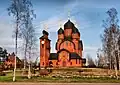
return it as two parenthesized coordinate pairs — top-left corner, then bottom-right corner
(96, 48), (106, 68)
(27, 22), (37, 79)
(18, 0), (36, 78)
(86, 54), (96, 68)
(101, 8), (120, 79)
(7, 0), (24, 81)
(19, 0), (36, 70)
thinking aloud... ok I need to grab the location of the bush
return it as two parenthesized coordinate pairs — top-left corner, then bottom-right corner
(40, 69), (49, 76)
(0, 72), (6, 76)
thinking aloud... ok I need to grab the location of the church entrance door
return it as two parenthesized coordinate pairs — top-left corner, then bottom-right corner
(62, 61), (66, 67)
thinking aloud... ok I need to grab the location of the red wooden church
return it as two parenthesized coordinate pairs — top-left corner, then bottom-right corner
(40, 19), (85, 68)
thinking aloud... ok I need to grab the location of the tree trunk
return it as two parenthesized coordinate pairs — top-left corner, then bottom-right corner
(24, 41), (27, 70)
(13, 16), (19, 82)
(28, 47), (31, 79)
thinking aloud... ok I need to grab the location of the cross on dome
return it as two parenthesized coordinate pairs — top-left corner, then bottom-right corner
(43, 24), (48, 31)
(68, 9), (71, 20)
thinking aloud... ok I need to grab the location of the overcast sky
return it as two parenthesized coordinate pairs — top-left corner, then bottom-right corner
(0, 0), (120, 61)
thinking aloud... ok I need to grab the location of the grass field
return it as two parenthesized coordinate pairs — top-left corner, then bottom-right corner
(0, 68), (120, 83)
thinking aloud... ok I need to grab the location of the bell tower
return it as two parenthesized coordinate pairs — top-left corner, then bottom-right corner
(39, 30), (51, 68)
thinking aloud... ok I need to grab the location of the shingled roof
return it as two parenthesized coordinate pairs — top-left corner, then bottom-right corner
(43, 30), (49, 36)
(39, 36), (51, 41)
(70, 52), (82, 59)
(72, 27), (80, 36)
(49, 53), (58, 60)
(72, 27), (79, 33)
(64, 20), (74, 29)
(58, 28), (64, 34)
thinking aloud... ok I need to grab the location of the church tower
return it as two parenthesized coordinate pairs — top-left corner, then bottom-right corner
(39, 30), (51, 68)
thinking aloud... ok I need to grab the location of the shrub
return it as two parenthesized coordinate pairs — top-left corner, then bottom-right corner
(40, 69), (49, 76)
(0, 72), (6, 76)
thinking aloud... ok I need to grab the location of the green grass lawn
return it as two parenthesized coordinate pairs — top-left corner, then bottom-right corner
(1, 68), (120, 83)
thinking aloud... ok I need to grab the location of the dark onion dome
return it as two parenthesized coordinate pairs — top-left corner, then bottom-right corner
(64, 20), (75, 29)
(72, 27), (79, 33)
(58, 28), (64, 34)
(43, 30), (49, 36)
(72, 26), (80, 36)
(39, 35), (51, 41)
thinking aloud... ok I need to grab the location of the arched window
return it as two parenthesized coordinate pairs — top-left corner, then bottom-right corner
(42, 44), (44, 48)
(56, 62), (58, 65)
(79, 59), (80, 64)
(76, 59), (77, 64)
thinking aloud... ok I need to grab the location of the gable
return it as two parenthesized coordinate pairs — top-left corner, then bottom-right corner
(57, 49), (70, 62)
(59, 40), (75, 52)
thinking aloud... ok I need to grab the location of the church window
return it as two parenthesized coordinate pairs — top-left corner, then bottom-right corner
(56, 62), (58, 65)
(79, 59), (80, 64)
(76, 59), (77, 64)
(42, 44), (44, 48)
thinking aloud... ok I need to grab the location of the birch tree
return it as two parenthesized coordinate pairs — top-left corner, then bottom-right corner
(19, 0), (36, 78)
(19, 0), (36, 70)
(101, 8), (120, 78)
(7, 0), (24, 81)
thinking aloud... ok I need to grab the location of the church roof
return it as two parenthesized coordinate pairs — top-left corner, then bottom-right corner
(57, 49), (81, 60)
(43, 30), (49, 36)
(72, 27), (80, 36)
(64, 20), (75, 29)
(39, 30), (51, 41)
(58, 28), (64, 34)
(39, 36), (51, 41)
(57, 49), (70, 54)
(59, 40), (76, 50)
(72, 27), (79, 33)
(70, 52), (82, 59)
(49, 53), (58, 60)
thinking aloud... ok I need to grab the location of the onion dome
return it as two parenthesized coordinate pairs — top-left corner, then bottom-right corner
(72, 27), (80, 36)
(58, 28), (64, 34)
(72, 27), (79, 33)
(43, 30), (49, 36)
(64, 20), (74, 29)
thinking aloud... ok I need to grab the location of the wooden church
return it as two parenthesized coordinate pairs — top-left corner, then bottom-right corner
(39, 19), (85, 68)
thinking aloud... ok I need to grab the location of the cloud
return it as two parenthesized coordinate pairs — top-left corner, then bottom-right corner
(0, 19), (23, 56)
(0, 20), (14, 49)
